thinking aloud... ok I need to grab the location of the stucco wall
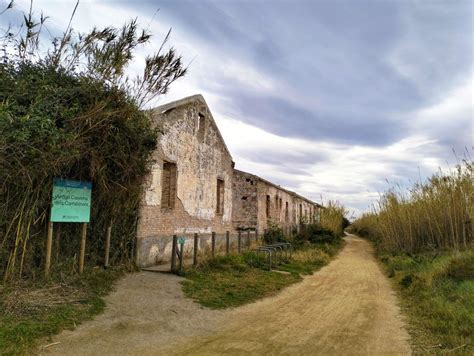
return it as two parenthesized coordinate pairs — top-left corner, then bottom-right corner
(137, 98), (234, 267)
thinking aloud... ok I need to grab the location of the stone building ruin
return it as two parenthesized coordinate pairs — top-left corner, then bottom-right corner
(137, 95), (234, 266)
(136, 94), (322, 267)
(232, 170), (322, 234)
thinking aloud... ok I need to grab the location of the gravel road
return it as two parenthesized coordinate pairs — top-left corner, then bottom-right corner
(43, 235), (411, 355)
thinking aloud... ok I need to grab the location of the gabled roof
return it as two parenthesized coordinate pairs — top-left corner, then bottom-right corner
(234, 169), (324, 208)
(150, 94), (233, 161)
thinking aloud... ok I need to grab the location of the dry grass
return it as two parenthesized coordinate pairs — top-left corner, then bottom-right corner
(2, 283), (87, 317)
(350, 160), (473, 253)
(0, 268), (124, 355)
(320, 201), (347, 238)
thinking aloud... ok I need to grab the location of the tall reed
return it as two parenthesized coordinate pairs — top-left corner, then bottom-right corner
(320, 201), (348, 238)
(350, 160), (473, 253)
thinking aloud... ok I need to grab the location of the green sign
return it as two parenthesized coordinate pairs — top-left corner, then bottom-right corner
(178, 237), (186, 244)
(51, 179), (92, 223)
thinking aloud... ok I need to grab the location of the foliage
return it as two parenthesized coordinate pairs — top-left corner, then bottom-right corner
(262, 221), (286, 244)
(0, 3), (187, 280)
(0, 267), (125, 355)
(293, 223), (340, 246)
(349, 160), (473, 253)
(380, 249), (473, 353)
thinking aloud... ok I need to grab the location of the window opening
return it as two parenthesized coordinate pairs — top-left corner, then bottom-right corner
(161, 162), (177, 209)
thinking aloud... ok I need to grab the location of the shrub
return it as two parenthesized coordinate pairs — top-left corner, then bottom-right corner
(263, 222), (286, 244)
(294, 223), (338, 245)
(444, 251), (474, 281)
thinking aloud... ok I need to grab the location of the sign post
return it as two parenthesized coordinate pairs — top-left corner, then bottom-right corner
(44, 221), (54, 277)
(48, 179), (92, 276)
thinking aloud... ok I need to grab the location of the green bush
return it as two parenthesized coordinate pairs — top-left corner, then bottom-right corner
(444, 251), (474, 281)
(292, 223), (342, 247)
(0, 7), (186, 280)
(263, 222), (286, 244)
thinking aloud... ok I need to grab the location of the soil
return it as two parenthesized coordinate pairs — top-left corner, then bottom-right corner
(42, 235), (411, 355)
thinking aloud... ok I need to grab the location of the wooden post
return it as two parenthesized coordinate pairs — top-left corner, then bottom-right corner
(54, 223), (61, 261)
(193, 233), (198, 266)
(104, 225), (112, 268)
(247, 230), (251, 248)
(79, 223), (87, 274)
(171, 235), (177, 272)
(238, 231), (242, 253)
(226, 231), (230, 255)
(255, 229), (259, 244)
(178, 240), (184, 274)
(45, 221), (54, 277)
(211, 232), (216, 258)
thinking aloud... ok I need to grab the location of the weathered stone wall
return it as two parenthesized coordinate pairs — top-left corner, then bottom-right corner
(232, 170), (258, 230)
(137, 95), (234, 267)
(256, 180), (311, 232)
(232, 169), (322, 233)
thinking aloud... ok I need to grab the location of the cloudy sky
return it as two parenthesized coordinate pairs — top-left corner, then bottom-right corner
(2, 0), (472, 217)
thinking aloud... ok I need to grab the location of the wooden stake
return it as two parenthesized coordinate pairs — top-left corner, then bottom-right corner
(193, 233), (198, 266)
(79, 223), (87, 274)
(105, 225), (112, 268)
(45, 221), (54, 277)
(238, 231), (242, 253)
(225, 231), (230, 255)
(211, 232), (216, 258)
(171, 235), (177, 272)
(54, 223), (61, 261)
(178, 241), (184, 274)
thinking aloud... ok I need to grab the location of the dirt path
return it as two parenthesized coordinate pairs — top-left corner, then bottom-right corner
(43, 235), (411, 355)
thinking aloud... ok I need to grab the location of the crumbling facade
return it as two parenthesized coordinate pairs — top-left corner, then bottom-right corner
(137, 94), (322, 267)
(137, 95), (234, 267)
(232, 170), (322, 233)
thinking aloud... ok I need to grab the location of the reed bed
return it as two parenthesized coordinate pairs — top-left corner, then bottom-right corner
(350, 160), (473, 253)
(320, 201), (348, 238)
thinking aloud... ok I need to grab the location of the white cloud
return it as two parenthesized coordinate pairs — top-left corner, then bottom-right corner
(2, 0), (471, 219)
(410, 78), (473, 138)
(216, 113), (446, 217)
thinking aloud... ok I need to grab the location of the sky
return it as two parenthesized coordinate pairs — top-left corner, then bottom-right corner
(1, 0), (472, 218)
